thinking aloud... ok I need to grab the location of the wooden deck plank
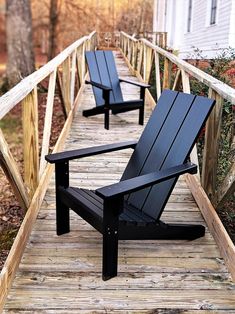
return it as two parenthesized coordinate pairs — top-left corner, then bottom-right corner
(3, 51), (235, 313)
(4, 290), (235, 310)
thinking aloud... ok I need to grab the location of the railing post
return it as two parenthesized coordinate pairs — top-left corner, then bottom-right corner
(162, 57), (172, 89)
(22, 87), (39, 200)
(154, 51), (161, 99)
(172, 69), (181, 91)
(137, 41), (143, 74)
(39, 69), (57, 178)
(143, 45), (153, 83)
(62, 57), (71, 115)
(202, 88), (223, 203)
(70, 50), (77, 107)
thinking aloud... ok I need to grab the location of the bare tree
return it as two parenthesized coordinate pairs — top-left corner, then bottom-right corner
(47, 0), (60, 60)
(6, 0), (35, 87)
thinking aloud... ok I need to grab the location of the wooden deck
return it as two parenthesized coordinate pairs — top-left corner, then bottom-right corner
(3, 51), (235, 313)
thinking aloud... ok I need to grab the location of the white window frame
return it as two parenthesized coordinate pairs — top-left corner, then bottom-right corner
(206, 0), (219, 26)
(186, 0), (193, 33)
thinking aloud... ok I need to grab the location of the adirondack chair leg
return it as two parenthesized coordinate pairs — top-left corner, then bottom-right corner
(55, 162), (70, 235)
(139, 106), (144, 125)
(102, 198), (122, 280)
(104, 109), (110, 130)
(139, 87), (146, 125)
(83, 106), (104, 117)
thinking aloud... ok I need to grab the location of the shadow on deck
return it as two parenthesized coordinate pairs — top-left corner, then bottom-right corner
(3, 51), (235, 313)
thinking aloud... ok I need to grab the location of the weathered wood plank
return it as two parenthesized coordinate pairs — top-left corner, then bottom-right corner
(22, 88), (39, 199)
(4, 290), (235, 310)
(162, 57), (172, 90)
(61, 57), (71, 115)
(39, 69), (57, 177)
(202, 89), (223, 202)
(70, 50), (77, 106)
(154, 51), (161, 99)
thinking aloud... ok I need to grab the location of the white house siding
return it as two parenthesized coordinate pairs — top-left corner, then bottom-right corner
(179, 0), (234, 58)
(154, 0), (235, 59)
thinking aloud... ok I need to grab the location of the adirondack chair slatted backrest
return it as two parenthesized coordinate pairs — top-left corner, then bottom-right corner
(85, 51), (123, 106)
(122, 89), (215, 220)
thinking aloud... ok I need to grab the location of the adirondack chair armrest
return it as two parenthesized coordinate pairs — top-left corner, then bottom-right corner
(119, 78), (150, 88)
(96, 162), (197, 199)
(45, 141), (137, 164)
(85, 80), (112, 91)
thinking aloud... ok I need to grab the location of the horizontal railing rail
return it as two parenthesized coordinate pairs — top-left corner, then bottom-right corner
(0, 31), (97, 311)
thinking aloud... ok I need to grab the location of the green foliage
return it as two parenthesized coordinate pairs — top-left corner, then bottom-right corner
(188, 48), (235, 194)
(206, 47), (235, 83)
(187, 46), (235, 86)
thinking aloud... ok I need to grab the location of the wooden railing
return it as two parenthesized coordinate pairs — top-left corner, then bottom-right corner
(137, 31), (167, 48)
(0, 31), (97, 310)
(120, 31), (235, 207)
(96, 31), (167, 49)
(97, 32), (120, 48)
(120, 31), (235, 281)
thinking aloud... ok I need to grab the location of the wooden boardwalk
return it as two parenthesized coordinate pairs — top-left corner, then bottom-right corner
(3, 52), (235, 313)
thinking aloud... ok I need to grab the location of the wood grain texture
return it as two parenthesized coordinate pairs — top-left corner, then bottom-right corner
(2, 51), (235, 313)
(162, 57), (172, 90)
(61, 57), (71, 115)
(22, 88), (39, 199)
(39, 69), (57, 177)
(202, 89), (223, 202)
(154, 51), (161, 99)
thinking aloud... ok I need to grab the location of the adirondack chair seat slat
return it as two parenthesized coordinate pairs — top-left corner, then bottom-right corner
(46, 89), (216, 280)
(58, 186), (181, 227)
(84, 51), (150, 129)
(58, 186), (205, 241)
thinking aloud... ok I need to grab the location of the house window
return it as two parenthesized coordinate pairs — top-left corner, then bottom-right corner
(187, 0), (193, 32)
(210, 0), (217, 25)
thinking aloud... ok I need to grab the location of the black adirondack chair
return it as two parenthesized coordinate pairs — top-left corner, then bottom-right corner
(45, 90), (215, 280)
(83, 50), (150, 130)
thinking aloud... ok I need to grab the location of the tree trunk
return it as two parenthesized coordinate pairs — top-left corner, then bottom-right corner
(6, 0), (35, 87)
(48, 0), (59, 61)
